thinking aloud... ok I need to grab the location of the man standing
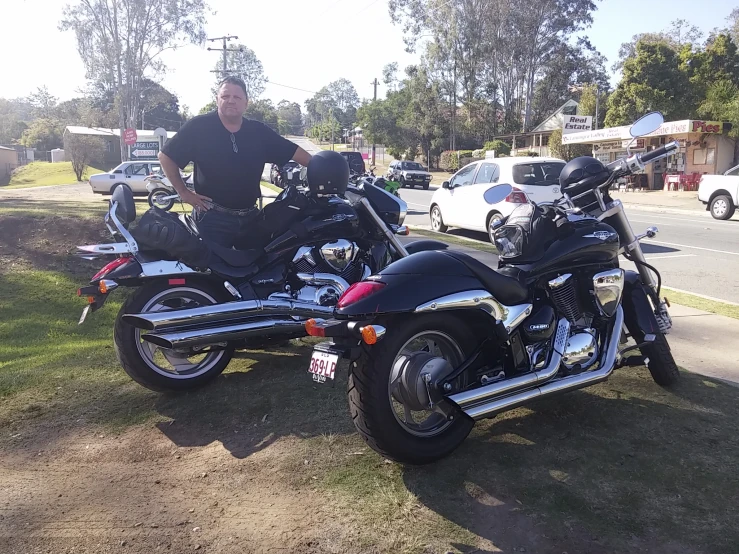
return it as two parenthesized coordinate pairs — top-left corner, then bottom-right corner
(158, 75), (312, 248)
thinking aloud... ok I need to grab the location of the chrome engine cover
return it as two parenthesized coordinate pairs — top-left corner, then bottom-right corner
(319, 239), (357, 271)
(562, 329), (599, 370)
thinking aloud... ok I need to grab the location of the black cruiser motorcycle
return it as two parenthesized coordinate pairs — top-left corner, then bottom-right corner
(76, 151), (447, 392)
(306, 112), (681, 464)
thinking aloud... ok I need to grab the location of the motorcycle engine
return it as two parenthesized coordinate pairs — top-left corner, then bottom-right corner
(293, 240), (366, 284)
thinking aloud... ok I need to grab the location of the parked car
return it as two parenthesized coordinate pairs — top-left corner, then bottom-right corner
(387, 160), (433, 189)
(89, 161), (163, 196)
(429, 156), (566, 242)
(698, 163), (739, 220)
(339, 151), (366, 175)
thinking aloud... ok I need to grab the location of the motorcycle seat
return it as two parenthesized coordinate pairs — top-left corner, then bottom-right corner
(442, 250), (529, 305)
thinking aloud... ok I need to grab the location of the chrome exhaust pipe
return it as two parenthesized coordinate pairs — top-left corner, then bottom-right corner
(449, 319), (570, 409)
(141, 318), (316, 350)
(123, 298), (334, 331)
(460, 306), (624, 421)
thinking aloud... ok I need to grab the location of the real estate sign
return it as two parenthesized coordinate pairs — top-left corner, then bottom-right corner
(130, 141), (160, 160)
(563, 115), (593, 134)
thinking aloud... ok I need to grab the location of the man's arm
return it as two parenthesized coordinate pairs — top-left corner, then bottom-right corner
(158, 152), (211, 211)
(291, 146), (312, 167)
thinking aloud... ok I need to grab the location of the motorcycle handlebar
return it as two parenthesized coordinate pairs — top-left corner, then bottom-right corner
(640, 140), (679, 164)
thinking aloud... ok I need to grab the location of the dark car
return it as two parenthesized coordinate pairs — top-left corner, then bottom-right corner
(339, 151), (366, 175)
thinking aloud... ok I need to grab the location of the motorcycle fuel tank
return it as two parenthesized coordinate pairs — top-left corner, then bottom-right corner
(514, 217), (620, 276)
(265, 199), (361, 256)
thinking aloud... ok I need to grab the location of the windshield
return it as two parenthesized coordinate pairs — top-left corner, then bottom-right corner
(512, 162), (565, 186)
(401, 162), (424, 171)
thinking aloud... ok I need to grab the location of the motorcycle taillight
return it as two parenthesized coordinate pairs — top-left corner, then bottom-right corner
(336, 281), (386, 309)
(92, 256), (132, 281)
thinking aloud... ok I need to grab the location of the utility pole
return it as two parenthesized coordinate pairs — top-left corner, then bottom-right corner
(207, 35), (241, 78)
(370, 78), (379, 165)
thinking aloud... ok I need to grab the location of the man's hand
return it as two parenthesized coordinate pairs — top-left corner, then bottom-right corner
(158, 152), (213, 210)
(180, 189), (213, 211)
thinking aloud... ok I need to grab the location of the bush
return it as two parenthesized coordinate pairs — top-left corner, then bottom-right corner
(459, 156), (484, 168)
(440, 150), (459, 172)
(515, 151), (539, 157)
(472, 148), (485, 158)
(458, 149), (473, 159)
(482, 139), (511, 157)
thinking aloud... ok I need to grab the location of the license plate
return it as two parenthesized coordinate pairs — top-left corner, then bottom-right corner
(308, 350), (339, 383)
(78, 305), (91, 325)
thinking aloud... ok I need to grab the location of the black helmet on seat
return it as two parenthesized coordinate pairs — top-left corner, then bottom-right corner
(559, 156), (610, 197)
(306, 150), (350, 195)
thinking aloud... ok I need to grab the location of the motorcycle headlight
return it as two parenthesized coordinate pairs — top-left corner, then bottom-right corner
(493, 225), (524, 258)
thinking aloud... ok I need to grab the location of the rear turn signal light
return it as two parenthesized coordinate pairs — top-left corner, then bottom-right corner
(361, 326), (379, 345)
(505, 187), (528, 204)
(336, 281), (386, 309)
(305, 319), (325, 337)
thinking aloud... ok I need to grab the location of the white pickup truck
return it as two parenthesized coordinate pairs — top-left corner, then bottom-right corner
(698, 163), (739, 219)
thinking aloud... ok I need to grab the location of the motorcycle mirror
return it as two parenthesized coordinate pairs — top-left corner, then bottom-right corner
(629, 111), (664, 138)
(483, 184), (513, 204)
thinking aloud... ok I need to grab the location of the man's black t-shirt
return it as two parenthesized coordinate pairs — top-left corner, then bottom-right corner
(161, 111), (297, 209)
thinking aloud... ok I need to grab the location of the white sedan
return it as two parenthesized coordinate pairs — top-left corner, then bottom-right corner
(429, 156), (566, 242)
(89, 161), (163, 196)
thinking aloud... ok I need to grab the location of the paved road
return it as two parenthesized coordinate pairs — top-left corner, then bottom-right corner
(399, 186), (739, 304)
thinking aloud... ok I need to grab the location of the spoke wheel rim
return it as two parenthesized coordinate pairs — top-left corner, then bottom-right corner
(152, 191), (171, 208)
(134, 287), (226, 379)
(387, 330), (464, 437)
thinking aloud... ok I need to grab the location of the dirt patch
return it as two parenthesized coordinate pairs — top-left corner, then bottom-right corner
(0, 213), (107, 277)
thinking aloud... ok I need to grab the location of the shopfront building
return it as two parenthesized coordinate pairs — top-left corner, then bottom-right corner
(562, 119), (735, 190)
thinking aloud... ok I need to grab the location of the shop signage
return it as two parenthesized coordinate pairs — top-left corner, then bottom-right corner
(592, 139), (645, 153)
(563, 115), (593, 134)
(691, 120), (722, 133)
(563, 119), (726, 145)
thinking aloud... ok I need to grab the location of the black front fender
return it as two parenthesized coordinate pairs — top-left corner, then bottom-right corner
(622, 270), (660, 336)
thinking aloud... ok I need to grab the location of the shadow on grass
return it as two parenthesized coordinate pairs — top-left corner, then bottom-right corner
(400, 370), (739, 554)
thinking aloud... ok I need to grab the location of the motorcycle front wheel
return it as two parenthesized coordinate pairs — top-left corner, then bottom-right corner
(114, 280), (235, 392)
(347, 313), (476, 464)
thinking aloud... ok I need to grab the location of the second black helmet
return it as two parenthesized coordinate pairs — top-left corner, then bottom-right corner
(306, 150), (350, 195)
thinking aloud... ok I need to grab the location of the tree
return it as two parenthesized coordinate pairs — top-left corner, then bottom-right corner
(199, 101), (216, 115)
(60, 0), (207, 161)
(27, 86), (58, 119)
(211, 44), (267, 99)
(276, 101), (303, 135)
(382, 62), (399, 90)
(20, 118), (63, 151)
(139, 79), (184, 131)
(605, 40), (690, 127)
(67, 135), (105, 181)
(245, 99), (279, 131)
(0, 98), (32, 144)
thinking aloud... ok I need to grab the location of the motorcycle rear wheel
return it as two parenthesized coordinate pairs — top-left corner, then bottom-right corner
(114, 280), (235, 392)
(148, 188), (175, 211)
(347, 313), (476, 465)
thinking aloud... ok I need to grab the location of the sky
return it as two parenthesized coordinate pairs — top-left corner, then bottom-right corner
(1, 0), (736, 118)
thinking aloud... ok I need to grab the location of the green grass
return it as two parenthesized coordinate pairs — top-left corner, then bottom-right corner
(5, 161), (105, 188)
(411, 227), (498, 254)
(662, 288), (739, 320)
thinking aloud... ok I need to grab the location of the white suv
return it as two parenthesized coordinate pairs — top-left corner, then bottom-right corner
(429, 156), (566, 242)
(388, 160), (433, 189)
